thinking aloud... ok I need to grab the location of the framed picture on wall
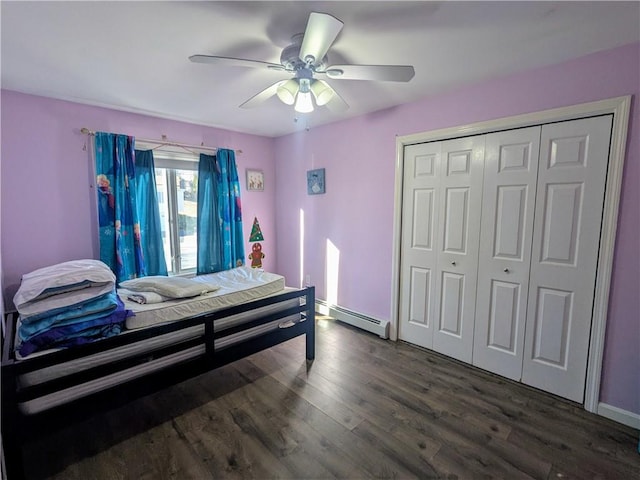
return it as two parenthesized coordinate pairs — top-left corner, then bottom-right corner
(246, 169), (264, 191)
(307, 168), (325, 195)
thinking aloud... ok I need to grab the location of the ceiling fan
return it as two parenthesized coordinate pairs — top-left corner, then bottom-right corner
(189, 12), (415, 113)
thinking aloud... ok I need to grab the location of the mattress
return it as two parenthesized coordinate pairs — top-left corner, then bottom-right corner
(121, 267), (286, 329)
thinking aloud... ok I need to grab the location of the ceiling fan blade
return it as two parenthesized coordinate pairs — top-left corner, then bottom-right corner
(239, 81), (285, 108)
(325, 64), (415, 82)
(189, 55), (284, 71)
(325, 88), (349, 113)
(299, 12), (343, 64)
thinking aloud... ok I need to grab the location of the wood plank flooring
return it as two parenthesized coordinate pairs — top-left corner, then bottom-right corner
(21, 318), (640, 479)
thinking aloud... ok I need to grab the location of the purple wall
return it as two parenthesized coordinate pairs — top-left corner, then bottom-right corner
(0, 92), (277, 299)
(274, 42), (640, 415)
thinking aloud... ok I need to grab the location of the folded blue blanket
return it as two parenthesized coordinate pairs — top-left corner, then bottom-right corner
(18, 292), (120, 340)
(18, 297), (133, 356)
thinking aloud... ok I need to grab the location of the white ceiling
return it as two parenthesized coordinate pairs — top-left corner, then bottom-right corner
(2, 1), (639, 138)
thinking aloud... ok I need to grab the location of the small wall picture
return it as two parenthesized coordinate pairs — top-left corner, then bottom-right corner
(307, 168), (325, 195)
(246, 169), (264, 191)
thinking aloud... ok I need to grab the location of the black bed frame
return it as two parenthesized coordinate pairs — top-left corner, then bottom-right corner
(1, 286), (315, 479)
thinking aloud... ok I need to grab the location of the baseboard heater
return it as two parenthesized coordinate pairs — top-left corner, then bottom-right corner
(315, 300), (389, 339)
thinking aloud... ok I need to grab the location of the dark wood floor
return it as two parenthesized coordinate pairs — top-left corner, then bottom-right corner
(21, 318), (639, 479)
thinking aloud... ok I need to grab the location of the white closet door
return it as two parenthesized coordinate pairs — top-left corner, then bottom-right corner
(398, 142), (441, 349)
(522, 116), (612, 402)
(432, 136), (485, 363)
(472, 127), (541, 380)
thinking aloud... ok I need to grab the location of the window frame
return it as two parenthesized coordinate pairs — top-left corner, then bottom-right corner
(150, 150), (200, 276)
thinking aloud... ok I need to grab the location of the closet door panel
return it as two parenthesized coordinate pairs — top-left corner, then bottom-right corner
(440, 271), (464, 335)
(493, 185), (527, 258)
(432, 136), (485, 363)
(522, 116), (612, 402)
(398, 143), (441, 349)
(473, 126), (541, 380)
(443, 188), (469, 253)
(540, 183), (582, 264)
(486, 280), (520, 351)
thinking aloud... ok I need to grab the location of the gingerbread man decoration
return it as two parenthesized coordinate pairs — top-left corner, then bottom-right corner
(248, 242), (265, 268)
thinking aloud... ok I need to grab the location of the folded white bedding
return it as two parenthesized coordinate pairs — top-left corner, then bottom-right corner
(18, 284), (116, 319)
(14, 259), (115, 306)
(122, 290), (171, 305)
(14, 260), (116, 318)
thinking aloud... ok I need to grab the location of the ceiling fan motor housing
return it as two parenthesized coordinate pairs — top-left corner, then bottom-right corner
(280, 34), (327, 71)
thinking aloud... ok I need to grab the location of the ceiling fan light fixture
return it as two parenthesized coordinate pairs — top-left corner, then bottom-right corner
(294, 78), (314, 113)
(276, 79), (298, 105)
(294, 91), (314, 113)
(310, 79), (334, 106)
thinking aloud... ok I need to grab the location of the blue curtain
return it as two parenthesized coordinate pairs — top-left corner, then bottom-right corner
(134, 150), (168, 276)
(196, 149), (245, 274)
(196, 153), (222, 274)
(94, 132), (145, 282)
(217, 149), (245, 270)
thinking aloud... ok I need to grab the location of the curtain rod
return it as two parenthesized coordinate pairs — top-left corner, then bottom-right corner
(79, 128), (242, 155)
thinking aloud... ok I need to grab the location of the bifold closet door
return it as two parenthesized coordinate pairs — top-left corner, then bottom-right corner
(472, 126), (541, 380)
(398, 136), (484, 357)
(431, 136), (485, 363)
(398, 142), (441, 349)
(522, 115), (613, 403)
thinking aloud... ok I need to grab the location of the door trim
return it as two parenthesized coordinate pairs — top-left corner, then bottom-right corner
(391, 96), (631, 413)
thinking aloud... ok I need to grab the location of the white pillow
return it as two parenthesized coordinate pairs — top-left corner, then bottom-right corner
(119, 276), (219, 299)
(14, 259), (115, 308)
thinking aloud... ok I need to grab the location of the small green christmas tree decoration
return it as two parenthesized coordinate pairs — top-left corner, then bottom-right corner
(249, 216), (264, 242)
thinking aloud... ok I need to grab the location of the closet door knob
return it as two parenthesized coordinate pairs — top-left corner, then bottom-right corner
(504, 268), (510, 273)
(451, 261), (456, 266)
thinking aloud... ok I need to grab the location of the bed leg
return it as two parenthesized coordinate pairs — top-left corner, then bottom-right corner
(306, 326), (315, 361)
(1, 365), (25, 480)
(2, 435), (24, 480)
(305, 286), (315, 361)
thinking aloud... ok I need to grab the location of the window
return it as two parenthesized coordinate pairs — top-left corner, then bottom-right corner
(153, 153), (199, 275)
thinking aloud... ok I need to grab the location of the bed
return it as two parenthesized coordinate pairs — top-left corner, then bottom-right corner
(1, 264), (315, 480)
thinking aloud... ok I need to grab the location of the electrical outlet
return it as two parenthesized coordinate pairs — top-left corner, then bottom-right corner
(305, 275), (311, 286)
